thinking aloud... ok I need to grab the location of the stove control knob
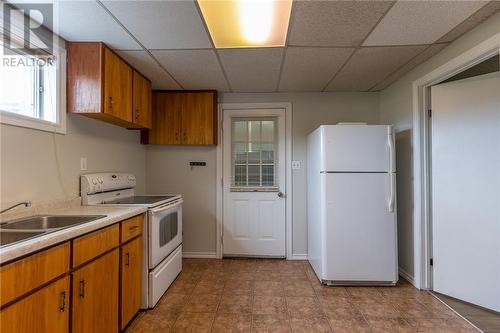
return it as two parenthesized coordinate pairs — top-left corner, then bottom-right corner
(92, 178), (98, 185)
(98, 177), (103, 184)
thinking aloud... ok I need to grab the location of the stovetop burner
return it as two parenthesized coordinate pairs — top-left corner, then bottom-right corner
(104, 195), (177, 205)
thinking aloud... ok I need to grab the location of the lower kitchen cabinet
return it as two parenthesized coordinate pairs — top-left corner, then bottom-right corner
(120, 236), (142, 329)
(72, 249), (119, 333)
(0, 276), (70, 333)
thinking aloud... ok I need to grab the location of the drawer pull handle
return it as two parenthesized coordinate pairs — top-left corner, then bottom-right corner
(125, 252), (130, 266)
(129, 225), (139, 231)
(59, 291), (66, 312)
(79, 280), (85, 298)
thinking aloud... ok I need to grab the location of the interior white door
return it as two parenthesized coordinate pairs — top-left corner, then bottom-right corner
(431, 72), (500, 312)
(223, 109), (286, 257)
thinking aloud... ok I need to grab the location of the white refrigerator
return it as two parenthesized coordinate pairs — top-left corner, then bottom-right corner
(307, 124), (398, 285)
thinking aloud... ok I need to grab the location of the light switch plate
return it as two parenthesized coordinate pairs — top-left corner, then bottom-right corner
(80, 157), (87, 171)
(291, 161), (301, 170)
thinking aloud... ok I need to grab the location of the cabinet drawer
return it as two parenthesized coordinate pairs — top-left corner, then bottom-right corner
(73, 224), (119, 267)
(121, 215), (143, 243)
(0, 242), (70, 306)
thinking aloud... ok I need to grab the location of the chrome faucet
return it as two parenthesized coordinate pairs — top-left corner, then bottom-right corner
(0, 201), (32, 214)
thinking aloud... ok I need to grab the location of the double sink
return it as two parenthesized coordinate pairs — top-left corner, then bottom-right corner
(0, 215), (106, 247)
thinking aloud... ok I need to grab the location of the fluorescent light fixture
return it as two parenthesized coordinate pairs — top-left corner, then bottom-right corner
(198, 0), (292, 48)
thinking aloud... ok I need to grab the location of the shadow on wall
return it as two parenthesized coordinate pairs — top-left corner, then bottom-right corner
(396, 129), (414, 280)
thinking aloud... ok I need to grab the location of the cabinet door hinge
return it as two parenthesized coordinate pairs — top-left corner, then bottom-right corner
(430, 258), (434, 266)
(428, 109), (432, 118)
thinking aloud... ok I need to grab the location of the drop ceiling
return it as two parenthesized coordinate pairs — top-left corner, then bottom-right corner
(48, 0), (500, 92)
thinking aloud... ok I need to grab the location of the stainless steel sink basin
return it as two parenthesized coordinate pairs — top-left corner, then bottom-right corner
(0, 231), (46, 247)
(0, 214), (107, 247)
(0, 215), (106, 231)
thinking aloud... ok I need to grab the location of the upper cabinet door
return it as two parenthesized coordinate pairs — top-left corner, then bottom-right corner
(181, 92), (217, 145)
(146, 93), (181, 144)
(103, 48), (133, 123)
(133, 71), (152, 129)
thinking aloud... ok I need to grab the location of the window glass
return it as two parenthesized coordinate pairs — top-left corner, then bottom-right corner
(0, 50), (58, 124)
(231, 117), (278, 189)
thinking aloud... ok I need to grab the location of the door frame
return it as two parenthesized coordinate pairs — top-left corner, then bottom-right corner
(216, 102), (293, 259)
(411, 32), (500, 290)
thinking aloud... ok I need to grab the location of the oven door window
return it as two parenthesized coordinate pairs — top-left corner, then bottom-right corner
(159, 211), (178, 247)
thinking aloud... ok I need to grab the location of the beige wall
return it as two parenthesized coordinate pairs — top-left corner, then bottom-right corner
(146, 92), (381, 255)
(379, 11), (500, 279)
(0, 113), (146, 207)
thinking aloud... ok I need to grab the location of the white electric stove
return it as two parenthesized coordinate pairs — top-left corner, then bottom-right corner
(80, 173), (182, 309)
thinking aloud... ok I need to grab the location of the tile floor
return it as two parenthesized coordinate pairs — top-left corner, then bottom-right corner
(126, 259), (479, 332)
(432, 292), (500, 333)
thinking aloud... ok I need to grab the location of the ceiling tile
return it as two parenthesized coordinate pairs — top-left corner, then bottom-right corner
(363, 1), (488, 46)
(326, 46), (427, 91)
(218, 48), (283, 92)
(152, 49), (229, 91)
(101, 0), (212, 49)
(115, 50), (180, 90)
(437, 1), (500, 43)
(53, 1), (140, 50)
(279, 47), (354, 91)
(288, 1), (394, 47)
(370, 43), (449, 91)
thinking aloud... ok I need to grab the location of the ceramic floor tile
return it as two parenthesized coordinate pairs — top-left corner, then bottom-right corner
(224, 280), (254, 295)
(327, 318), (372, 333)
(290, 317), (332, 333)
(283, 280), (316, 297)
(184, 294), (221, 313)
(125, 259), (479, 333)
(211, 313), (252, 333)
(218, 295), (253, 314)
(172, 312), (215, 333)
(253, 296), (287, 315)
(254, 280), (284, 296)
(252, 314), (291, 333)
(286, 296), (324, 318)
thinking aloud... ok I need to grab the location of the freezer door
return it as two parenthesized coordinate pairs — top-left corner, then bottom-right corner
(320, 125), (394, 172)
(322, 173), (398, 283)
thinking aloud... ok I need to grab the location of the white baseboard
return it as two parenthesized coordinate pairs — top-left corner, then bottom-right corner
(399, 267), (416, 286)
(182, 252), (217, 259)
(289, 254), (308, 260)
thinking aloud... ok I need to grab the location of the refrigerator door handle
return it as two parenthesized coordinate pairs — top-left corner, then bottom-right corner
(388, 132), (396, 173)
(388, 173), (396, 212)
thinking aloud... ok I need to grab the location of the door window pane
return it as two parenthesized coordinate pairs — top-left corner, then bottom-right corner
(231, 117), (278, 189)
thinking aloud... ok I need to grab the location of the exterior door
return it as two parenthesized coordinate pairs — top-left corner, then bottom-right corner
(431, 72), (500, 311)
(223, 108), (286, 257)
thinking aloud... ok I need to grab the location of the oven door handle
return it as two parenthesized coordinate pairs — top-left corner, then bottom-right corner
(150, 199), (183, 214)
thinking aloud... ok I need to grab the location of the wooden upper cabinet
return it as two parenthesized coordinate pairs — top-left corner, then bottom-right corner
(131, 71), (152, 129)
(143, 91), (217, 145)
(67, 42), (152, 130)
(103, 47), (132, 123)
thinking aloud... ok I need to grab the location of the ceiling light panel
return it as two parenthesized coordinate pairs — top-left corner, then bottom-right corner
(198, 0), (292, 48)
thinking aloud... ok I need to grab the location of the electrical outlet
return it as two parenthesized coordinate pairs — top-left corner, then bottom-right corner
(80, 157), (87, 171)
(292, 161), (301, 170)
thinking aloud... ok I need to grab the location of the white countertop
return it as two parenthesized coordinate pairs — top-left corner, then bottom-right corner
(0, 205), (147, 264)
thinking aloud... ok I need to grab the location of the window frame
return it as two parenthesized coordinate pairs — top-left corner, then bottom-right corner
(0, 48), (67, 134)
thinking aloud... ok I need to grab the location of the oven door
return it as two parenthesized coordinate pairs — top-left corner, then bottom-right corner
(148, 199), (182, 268)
